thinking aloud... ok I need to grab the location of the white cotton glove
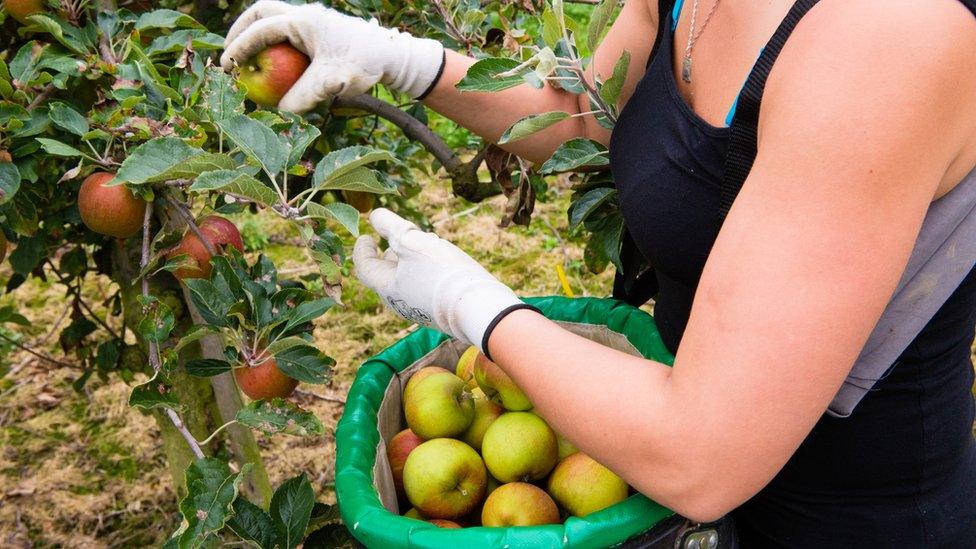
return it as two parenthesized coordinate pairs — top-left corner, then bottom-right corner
(221, 1), (445, 112)
(354, 209), (533, 353)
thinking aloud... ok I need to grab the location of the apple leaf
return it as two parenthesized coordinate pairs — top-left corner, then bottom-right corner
(283, 114), (322, 168)
(35, 137), (86, 158)
(167, 459), (250, 549)
(47, 102), (89, 136)
(204, 67), (245, 123)
(278, 298), (335, 338)
(137, 294), (176, 344)
(183, 279), (231, 328)
(172, 325), (220, 354)
(304, 202), (360, 237)
(185, 359), (232, 377)
(135, 9), (204, 31)
(129, 370), (181, 411)
(541, 8), (563, 49)
(498, 111), (571, 144)
(598, 50), (630, 108)
(270, 474), (316, 549)
(227, 497), (275, 549)
(540, 138), (609, 174)
(0, 163), (20, 205)
(146, 29), (225, 57)
(115, 137), (206, 185)
(455, 58), (523, 93)
(273, 344), (334, 384)
(263, 336), (309, 356)
(314, 166), (396, 195)
(190, 169), (279, 207)
(152, 153), (237, 183)
(587, 0), (618, 51)
(569, 186), (616, 229)
(235, 398), (325, 437)
(312, 146), (395, 188)
(217, 114), (291, 177)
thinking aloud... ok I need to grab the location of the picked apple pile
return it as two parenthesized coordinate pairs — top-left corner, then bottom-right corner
(388, 347), (630, 529)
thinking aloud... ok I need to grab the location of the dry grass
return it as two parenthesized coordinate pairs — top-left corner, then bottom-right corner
(0, 174), (612, 547)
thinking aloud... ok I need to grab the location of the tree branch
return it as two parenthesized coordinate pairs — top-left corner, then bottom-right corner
(163, 193), (218, 257)
(0, 332), (78, 369)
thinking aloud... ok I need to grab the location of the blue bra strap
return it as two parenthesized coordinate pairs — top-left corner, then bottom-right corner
(671, 0), (684, 31)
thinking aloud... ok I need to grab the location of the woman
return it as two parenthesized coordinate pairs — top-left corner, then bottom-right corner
(222, 0), (976, 545)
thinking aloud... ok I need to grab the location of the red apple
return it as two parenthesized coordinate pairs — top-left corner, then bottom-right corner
(403, 438), (487, 519)
(167, 215), (244, 280)
(3, 0), (44, 24)
(428, 519), (462, 528)
(547, 453), (629, 517)
(234, 354), (298, 400)
(238, 43), (310, 107)
(78, 172), (147, 238)
(481, 482), (560, 527)
(387, 428), (424, 502)
(474, 352), (532, 411)
(481, 412), (558, 483)
(403, 371), (474, 439)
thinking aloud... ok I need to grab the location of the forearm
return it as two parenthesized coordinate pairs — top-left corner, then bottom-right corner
(422, 51), (601, 163)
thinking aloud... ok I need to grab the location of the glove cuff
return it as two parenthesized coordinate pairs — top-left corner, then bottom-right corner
(384, 35), (446, 98)
(480, 303), (543, 361)
(449, 282), (523, 354)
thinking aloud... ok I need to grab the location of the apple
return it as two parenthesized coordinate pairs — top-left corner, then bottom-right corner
(0, 150), (11, 162)
(481, 482), (560, 527)
(485, 475), (501, 497)
(404, 372), (474, 439)
(78, 172), (147, 238)
(234, 354), (298, 400)
(555, 431), (579, 461)
(474, 352), (532, 411)
(402, 438), (487, 519)
(459, 388), (504, 451)
(481, 412), (558, 482)
(3, 0), (44, 24)
(547, 453), (629, 517)
(402, 365), (451, 402)
(428, 519), (462, 529)
(455, 346), (478, 383)
(167, 215), (244, 280)
(238, 43), (310, 107)
(342, 190), (376, 213)
(387, 428), (424, 502)
(404, 507), (426, 520)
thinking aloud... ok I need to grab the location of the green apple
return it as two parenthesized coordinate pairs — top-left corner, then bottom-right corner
(403, 365), (451, 402)
(387, 428), (424, 502)
(474, 352), (532, 411)
(459, 388), (504, 451)
(547, 453), (629, 517)
(404, 372), (474, 439)
(455, 346), (479, 386)
(238, 43), (310, 106)
(481, 482), (561, 527)
(404, 507), (426, 520)
(555, 431), (579, 461)
(481, 412), (558, 482)
(403, 438), (487, 519)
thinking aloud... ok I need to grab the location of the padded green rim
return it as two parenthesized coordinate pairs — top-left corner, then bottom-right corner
(335, 296), (675, 548)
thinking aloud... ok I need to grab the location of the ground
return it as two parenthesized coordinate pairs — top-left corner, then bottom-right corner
(0, 173), (614, 547)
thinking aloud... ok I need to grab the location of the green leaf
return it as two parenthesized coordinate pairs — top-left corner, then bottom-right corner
(153, 153), (237, 183)
(263, 336), (309, 356)
(315, 166), (395, 195)
(541, 8), (563, 48)
(35, 138), (85, 158)
(570, 186), (616, 229)
(303, 523), (355, 549)
(456, 57), (524, 93)
(284, 117), (321, 168)
(190, 169), (279, 207)
(540, 138), (609, 174)
(0, 163), (20, 205)
(137, 295), (176, 343)
(183, 279), (230, 328)
(587, 0), (617, 51)
(129, 370), (180, 411)
(135, 9), (204, 31)
(498, 111), (571, 144)
(47, 102), (89, 136)
(274, 344), (333, 385)
(0, 305), (29, 326)
(270, 475), (315, 549)
(146, 29), (225, 56)
(168, 459), (250, 549)
(304, 202), (360, 237)
(24, 14), (88, 54)
(185, 359), (232, 377)
(204, 67), (245, 122)
(279, 298), (334, 337)
(173, 325), (219, 354)
(217, 114), (290, 176)
(599, 50), (631, 108)
(115, 138), (206, 185)
(235, 398), (324, 437)
(227, 498), (275, 549)
(312, 146), (395, 188)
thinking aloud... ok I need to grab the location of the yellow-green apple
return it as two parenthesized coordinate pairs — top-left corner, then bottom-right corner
(78, 172), (147, 238)
(459, 388), (504, 451)
(455, 346), (478, 382)
(342, 190), (376, 213)
(481, 412), (558, 482)
(403, 438), (487, 519)
(234, 354), (298, 400)
(238, 43), (310, 106)
(403, 365), (451, 402)
(404, 507), (426, 520)
(428, 519), (462, 528)
(167, 216), (244, 280)
(474, 352), (532, 411)
(555, 431), (579, 461)
(387, 428), (424, 502)
(3, 0), (43, 24)
(481, 482), (560, 527)
(403, 372), (474, 439)
(547, 453), (629, 517)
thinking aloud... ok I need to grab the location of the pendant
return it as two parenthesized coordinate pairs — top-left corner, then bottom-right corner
(682, 56), (693, 83)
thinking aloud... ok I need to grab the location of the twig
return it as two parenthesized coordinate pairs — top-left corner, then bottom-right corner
(197, 420), (239, 446)
(0, 332), (78, 369)
(26, 84), (56, 110)
(9, 305), (71, 376)
(430, 0), (471, 50)
(45, 259), (121, 340)
(294, 388), (346, 405)
(164, 193), (218, 257)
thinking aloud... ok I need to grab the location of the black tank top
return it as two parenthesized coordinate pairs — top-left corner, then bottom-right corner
(608, 1), (976, 546)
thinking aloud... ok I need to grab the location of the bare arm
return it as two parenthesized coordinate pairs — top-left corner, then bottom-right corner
(487, 0), (976, 521)
(422, 0), (659, 163)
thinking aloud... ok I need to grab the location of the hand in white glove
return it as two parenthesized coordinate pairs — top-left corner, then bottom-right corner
(221, 1), (445, 112)
(354, 209), (537, 354)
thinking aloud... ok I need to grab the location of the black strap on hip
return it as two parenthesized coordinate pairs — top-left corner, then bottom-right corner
(719, 0), (821, 220)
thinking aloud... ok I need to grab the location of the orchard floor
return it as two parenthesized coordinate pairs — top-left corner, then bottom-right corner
(0, 174), (615, 547)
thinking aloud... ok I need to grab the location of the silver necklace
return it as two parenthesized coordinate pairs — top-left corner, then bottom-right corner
(682, 0), (722, 83)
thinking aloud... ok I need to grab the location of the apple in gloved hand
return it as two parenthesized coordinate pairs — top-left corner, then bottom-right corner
(481, 412), (558, 482)
(403, 438), (487, 519)
(238, 42), (310, 106)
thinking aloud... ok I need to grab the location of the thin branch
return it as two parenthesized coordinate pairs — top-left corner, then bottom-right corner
(26, 84), (56, 110)
(0, 332), (78, 369)
(197, 420), (239, 446)
(45, 259), (121, 340)
(163, 193), (218, 257)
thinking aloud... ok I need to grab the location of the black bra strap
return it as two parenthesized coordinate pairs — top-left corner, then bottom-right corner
(719, 0), (821, 221)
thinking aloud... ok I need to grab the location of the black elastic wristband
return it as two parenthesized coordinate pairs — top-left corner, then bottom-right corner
(415, 49), (447, 100)
(481, 303), (543, 362)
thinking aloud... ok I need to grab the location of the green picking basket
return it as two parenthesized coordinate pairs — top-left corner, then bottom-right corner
(335, 296), (676, 548)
